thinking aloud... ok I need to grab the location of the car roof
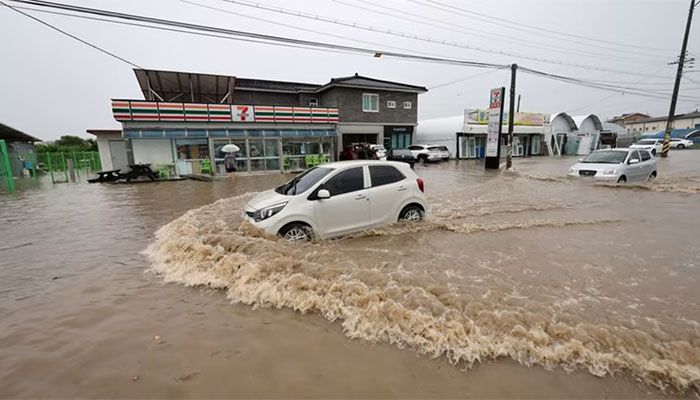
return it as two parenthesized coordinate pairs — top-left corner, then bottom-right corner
(319, 160), (411, 169)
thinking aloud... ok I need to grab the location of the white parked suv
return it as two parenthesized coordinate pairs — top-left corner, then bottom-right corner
(407, 144), (444, 163)
(630, 138), (663, 155)
(243, 160), (427, 240)
(567, 148), (657, 183)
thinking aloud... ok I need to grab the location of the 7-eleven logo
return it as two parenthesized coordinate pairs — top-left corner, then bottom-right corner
(234, 105), (254, 122)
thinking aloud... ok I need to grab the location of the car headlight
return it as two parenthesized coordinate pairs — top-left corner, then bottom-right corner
(602, 168), (616, 175)
(253, 202), (287, 222)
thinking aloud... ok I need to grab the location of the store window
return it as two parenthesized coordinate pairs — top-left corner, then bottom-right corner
(175, 138), (209, 175)
(282, 140), (323, 172)
(362, 93), (379, 112)
(213, 138), (247, 173)
(249, 138), (280, 172)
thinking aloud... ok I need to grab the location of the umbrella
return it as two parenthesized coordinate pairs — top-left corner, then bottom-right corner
(221, 144), (240, 153)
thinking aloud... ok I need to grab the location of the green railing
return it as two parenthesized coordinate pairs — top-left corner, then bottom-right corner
(28, 151), (101, 183)
(0, 140), (15, 192)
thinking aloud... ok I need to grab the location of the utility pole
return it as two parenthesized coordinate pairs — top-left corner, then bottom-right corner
(661, 0), (695, 158)
(506, 63), (517, 169)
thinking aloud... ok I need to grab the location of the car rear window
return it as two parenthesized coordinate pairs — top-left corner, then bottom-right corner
(369, 165), (405, 187)
(323, 167), (364, 196)
(427, 146), (440, 151)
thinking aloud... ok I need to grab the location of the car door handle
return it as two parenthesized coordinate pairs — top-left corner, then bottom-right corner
(397, 186), (407, 191)
(354, 194), (366, 199)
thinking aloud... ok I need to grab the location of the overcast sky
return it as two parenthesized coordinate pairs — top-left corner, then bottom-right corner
(1, 0), (699, 140)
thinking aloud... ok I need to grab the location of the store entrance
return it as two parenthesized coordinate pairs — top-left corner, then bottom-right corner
(342, 133), (378, 148)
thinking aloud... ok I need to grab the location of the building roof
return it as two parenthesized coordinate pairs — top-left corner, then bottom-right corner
(132, 69), (426, 101)
(636, 111), (700, 123)
(0, 122), (41, 142)
(320, 73), (428, 93)
(87, 129), (122, 137)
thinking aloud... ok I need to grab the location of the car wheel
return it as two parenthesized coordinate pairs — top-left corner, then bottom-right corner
(677, 144), (685, 149)
(399, 205), (424, 222)
(649, 171), (657, 179)
(418, 155), (427, 163)
(617, 175), (627, 184)
(651, 149), (656, 156)
(278, 223), (313, 242)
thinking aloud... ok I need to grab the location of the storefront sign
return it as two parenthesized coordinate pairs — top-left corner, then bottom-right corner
(467, 109), (549, 126)
(233, 105), (255, 122)
(486, 88), (504, 158)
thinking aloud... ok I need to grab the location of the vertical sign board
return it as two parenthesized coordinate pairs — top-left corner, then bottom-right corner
(484, 87), (505, 169)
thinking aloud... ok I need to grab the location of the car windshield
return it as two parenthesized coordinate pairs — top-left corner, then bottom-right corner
(637, 139), (657, 144)
(581, 151), (628, 164)
(275, 167), (333, 195)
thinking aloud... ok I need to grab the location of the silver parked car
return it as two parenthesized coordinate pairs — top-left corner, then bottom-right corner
(568, 148), (657, 183)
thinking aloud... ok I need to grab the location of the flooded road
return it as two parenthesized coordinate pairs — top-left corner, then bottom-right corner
(1, 152), (699, 398)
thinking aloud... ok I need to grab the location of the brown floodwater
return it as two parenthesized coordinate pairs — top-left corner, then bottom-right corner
(1, 152), (699, 398)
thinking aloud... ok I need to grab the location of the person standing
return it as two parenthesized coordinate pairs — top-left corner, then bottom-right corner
(224, 152), (237, 172)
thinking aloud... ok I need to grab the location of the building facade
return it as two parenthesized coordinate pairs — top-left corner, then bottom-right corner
(106, 69), (426, 175)
(0, 122), (40, 177)
(608, 111), (700, 134)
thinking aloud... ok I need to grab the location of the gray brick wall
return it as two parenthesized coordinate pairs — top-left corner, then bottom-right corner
(231, 87), (419, 124)
(320, 88), (418, 124)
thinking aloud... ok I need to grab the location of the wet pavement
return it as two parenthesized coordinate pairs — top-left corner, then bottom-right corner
(1, 152), (699, 398)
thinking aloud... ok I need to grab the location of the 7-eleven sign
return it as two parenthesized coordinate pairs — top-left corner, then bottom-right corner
(233, 105), (255, 122)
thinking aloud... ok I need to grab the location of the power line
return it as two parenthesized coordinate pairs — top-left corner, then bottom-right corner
(412, 0), (672, 53)
(218, 0), (672, 77)
(0, 0), (143, 68)
(332, 0), (659, 63)
(6, 0), (507, 69)
(6, 0), (698, 102)
(429, 69), (502, 90)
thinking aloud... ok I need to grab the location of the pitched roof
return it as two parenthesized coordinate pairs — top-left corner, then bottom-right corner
(640, 111), (700, 123)
(321, 73), (428, 93)
(132, 69), (426, 101)
(0, 122), (41, 142)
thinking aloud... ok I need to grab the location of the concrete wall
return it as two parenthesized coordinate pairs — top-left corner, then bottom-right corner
(320, 87), (418, 124)
(233, 90), (304, 106)
(93, 132), (123, 171)
(131, 139), (174, 165)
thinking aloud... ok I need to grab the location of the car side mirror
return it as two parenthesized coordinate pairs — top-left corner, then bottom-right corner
(317, 189), (331, 199)
(628, 158), (639, 165)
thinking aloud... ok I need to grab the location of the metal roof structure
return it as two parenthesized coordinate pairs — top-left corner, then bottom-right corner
(0, 122), (41, 142)
(133, 69), (427, 102)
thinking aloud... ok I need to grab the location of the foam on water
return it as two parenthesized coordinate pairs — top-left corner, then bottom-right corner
(144, 193), (700, 394)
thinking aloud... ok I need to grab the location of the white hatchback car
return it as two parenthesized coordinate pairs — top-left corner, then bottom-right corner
(568, 148), (657, 183)
(244, 160), (427, 241)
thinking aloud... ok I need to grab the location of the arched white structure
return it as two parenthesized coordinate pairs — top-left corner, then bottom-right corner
(415, 115), (464, 155)
(550, 112), (577, 134)
(572, 114), (603, 133)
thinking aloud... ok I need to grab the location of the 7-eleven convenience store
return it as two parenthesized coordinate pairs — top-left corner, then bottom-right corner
(107, 69), (425, 175)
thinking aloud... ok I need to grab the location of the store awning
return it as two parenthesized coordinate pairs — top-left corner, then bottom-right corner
(123, 128), (336, 139)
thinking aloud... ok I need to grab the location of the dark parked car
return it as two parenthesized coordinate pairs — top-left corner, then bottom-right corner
(386, 148), (416, 168)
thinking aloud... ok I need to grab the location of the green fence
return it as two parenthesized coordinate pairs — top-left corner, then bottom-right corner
(20, 151), (101, 183)
(0, 140), (15, 192)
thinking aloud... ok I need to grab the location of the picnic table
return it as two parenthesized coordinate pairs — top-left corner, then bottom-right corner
(120, 164), (157, 182)
(88, 169), (122, 183)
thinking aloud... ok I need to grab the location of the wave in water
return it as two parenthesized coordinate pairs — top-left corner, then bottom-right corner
(144, 194), (700, 394)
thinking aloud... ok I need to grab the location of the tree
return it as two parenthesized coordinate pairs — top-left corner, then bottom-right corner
(36, 135), (98, 152)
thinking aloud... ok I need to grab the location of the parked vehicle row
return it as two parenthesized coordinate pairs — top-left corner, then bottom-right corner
(630, 138), (694, 155)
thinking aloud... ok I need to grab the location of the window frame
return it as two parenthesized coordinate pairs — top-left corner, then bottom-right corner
(403, 101), (412, 109)
(387, 100), (396, 109)
(362, 93), (379, 113)
(309, 98), (319, 107)
(369, 165), (405, 188)
(320, 166), (366, 196)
